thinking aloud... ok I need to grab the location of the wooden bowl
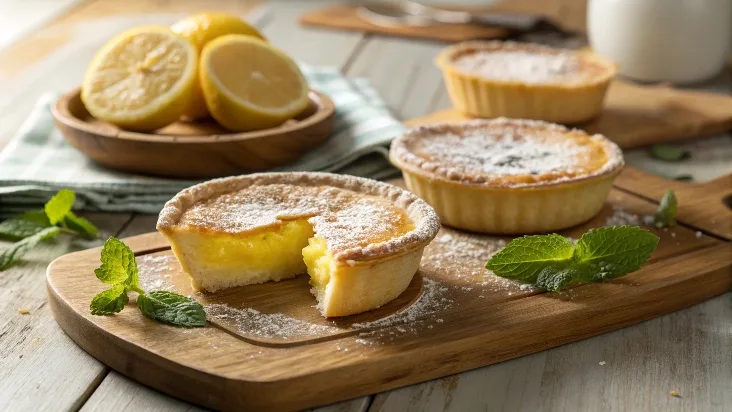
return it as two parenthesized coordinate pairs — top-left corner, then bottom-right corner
(52, 88), (336, 178)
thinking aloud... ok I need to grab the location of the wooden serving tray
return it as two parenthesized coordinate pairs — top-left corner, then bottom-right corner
(47, 168), (732, 411)
(299, 4), (509, 43)
(52, 88), (336, 178)
(299, 0), (588, 42)
(407, 80), (732, 149)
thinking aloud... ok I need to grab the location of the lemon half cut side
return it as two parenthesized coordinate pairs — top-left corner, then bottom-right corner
(171, 12), (267, 120)
(81, 26), (198, 132)
(199, 35), (309, 132)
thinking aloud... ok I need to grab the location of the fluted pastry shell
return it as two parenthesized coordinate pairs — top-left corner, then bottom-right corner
(436, 41), (617, 124)
(389, 119), (624, 234)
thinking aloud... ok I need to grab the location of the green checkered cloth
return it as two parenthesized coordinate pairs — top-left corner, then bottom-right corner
(0, 66), (404, 215)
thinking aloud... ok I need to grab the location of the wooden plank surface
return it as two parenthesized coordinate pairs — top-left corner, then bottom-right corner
(370, 292), (732, 412)
(0, 0), (731, 411)
(0, 212), (131, 411)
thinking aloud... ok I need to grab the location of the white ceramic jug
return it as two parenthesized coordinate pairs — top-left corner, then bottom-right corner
(588, 0), (732, 83)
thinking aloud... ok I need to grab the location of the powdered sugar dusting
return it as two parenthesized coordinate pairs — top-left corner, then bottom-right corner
(454, 50), (585, 83)
(422, 132), (585, 176)
(604, 206), (656, 228)
(137, 254), (177, 291)
(180, 184), (319, 234)
(352, 278), (451, 333)
(308, 191), (411, 256)
(158, 173), (440, 262)
(205, 304), (341, 340)
(391, 119), (624, 187)
(421, 229), (528, 292)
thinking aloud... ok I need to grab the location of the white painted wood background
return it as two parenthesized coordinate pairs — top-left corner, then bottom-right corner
(0, 1), (730, 411)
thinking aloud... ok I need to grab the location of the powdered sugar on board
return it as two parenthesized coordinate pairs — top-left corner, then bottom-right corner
(205, 304), (342, 341)
(420, 229), (535, 294)
(137, 254), (178, 291)
(352, 278), (451, 331)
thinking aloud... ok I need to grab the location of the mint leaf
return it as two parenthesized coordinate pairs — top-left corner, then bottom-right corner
(63, 212), (99, 239)
(654, 189), (677, 229)
(673, 174), (693, 182)
(17, 210), (51, 226)
(0, 227), (61, 270)
(137, 291), (206, 327)
(0, 217), (49, 240)
(535, 264), (579, 291)
(485, 234), (574, 283)
(573, 226), (659, 281)
(94, 237), (138, 285)
(44, 189), (75, 225)
(90, 284), (129, 315)
(0, 210), (52, 240)
(649, 144), (690, 162)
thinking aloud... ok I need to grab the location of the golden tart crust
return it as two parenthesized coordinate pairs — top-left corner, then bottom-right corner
(157, 172), (440, 317)
(436, 41), (617, 124)
(390, 119), (624, 234)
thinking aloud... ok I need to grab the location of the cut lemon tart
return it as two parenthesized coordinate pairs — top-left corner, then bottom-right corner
(157, 172), (440, 317)
(436, 41), (617, 123)
(389, 119), (624, 234)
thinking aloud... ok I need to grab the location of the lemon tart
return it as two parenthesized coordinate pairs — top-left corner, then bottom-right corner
(157, 172), (440, 317)
(389, 119), (624, 234)
(436, 41), (617, 124)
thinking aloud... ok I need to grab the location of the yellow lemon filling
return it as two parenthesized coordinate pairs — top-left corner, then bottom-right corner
(197, 219), (313, 274)
(302, 237), (333, 295)
(172, 217), (416, 298)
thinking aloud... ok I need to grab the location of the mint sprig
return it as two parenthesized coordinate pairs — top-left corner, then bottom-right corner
(90, 237), (206, 328)
(654, 189), (677, 229)
(0, 189), (100, 270)
(0, 227), (61, 270)
(487, 226), (659, 291)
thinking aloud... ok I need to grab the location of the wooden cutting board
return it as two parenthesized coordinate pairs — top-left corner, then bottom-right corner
(407, 80), (732, 149)
(47, 168), (732, 411)
(299, 0), (588, 42)
(299, 4), (509, 43)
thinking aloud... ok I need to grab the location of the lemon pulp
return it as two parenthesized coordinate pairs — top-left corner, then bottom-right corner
(199, 35), (309, 132)
(81, 26), (197, 131)
(302, 237), (333, 294)
(195, 219), (313, 279)
(171, 12), (266, 120)
(190, 219), (333, 296)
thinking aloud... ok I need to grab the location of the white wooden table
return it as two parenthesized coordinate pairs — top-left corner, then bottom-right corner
(1, 1), (731, 411)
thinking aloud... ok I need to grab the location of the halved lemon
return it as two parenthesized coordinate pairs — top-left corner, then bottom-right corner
(171, 12), (266, 120)
(199, 35), (309, 132)
(81, 26), (197, 132)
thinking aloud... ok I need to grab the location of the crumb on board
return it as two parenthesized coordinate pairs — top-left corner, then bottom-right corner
(599, 361), (606, 366)
(670, 391), (682, 398)
(18, 309), (30, 315)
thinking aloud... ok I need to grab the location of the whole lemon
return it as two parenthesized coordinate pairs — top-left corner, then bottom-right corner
(171, 12), (266, 120)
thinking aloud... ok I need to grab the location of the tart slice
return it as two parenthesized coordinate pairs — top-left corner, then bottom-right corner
(436, 41), (617, 123)
(157, 172), (440, 317)
(389, 119), (624, 234)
